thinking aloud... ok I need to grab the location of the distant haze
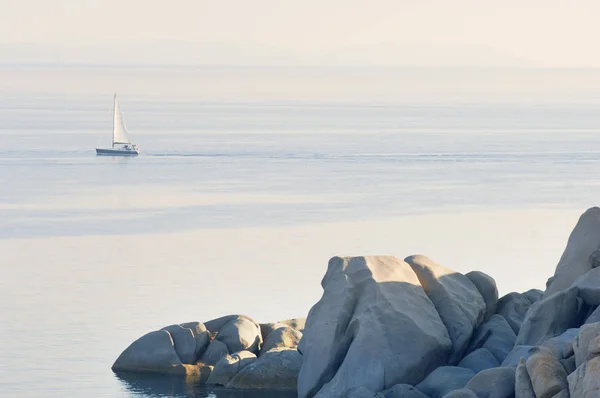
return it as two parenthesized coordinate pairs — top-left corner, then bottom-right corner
(2, 0), (600, 67)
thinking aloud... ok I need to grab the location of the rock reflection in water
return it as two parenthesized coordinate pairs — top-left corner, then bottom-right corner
(115, 372), (297, 398)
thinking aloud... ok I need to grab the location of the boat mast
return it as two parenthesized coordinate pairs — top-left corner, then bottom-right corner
(112, 93), (116, 149)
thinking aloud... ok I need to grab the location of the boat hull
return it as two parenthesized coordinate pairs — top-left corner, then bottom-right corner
(96, 148), (139, 156)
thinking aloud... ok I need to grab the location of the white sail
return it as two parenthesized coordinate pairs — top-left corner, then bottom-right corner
(113, 95), (132, 145)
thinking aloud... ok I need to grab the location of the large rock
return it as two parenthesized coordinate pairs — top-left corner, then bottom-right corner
(206, 315), (262, 355)
(515, 286), (584, 346)
(525, 346), (569, 398)
(405, 255), (486, 364)
(540, 328), (579, 360)
(204, 314), (244, 332)
(574, 322), (600, 367)
(415, 366), (475, 398)
(226, 348), (301, 390)
(260, 325), (302, 355)
(260, 318), (306, 341)
(464, 314), (516, 363)
(179, 321), (210, 361)
(442, 389), (478, 398)
(573, 267), (600, 306)
(378, 384), (430, 398)
(466, 271), (498, 321)
(568, 356), (600, 398)
(206, 350), (256, 386)
(501, 345), (535, 367)
(463, 366), (515, 398)
(457, 348), (499, 374)
(496, 292), (533, 335)
(200, 339), (229, 366)
(297, 256), (452, 398)
(515, 358), (535, 398)
(544, 207), (600, 297)
(112, 330), (186, 374)
(160, 324), (199, 364)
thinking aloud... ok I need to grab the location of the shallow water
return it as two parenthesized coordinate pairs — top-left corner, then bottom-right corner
(2, 67), (600, 397)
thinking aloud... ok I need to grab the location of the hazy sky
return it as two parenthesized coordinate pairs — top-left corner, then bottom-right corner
(2, 0), (600, 66)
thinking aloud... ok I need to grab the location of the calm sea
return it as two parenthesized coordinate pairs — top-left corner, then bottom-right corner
(2, 66), (600, 397)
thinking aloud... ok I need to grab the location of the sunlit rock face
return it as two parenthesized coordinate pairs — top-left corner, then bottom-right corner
(112, 330), (189, 375)
(297, 256), (452, 398)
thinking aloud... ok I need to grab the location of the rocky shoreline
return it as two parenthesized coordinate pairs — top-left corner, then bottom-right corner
(112, 207), (600, 397)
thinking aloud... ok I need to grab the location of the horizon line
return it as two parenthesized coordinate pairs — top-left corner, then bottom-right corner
(4, 63), (600, 70)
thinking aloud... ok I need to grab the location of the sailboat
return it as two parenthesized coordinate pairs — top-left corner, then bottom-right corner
(96, 94), (139, 156)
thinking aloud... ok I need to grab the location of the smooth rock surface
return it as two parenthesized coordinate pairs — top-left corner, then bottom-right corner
(405, 254), (486, 364)
(160, 324), (198, 364)
(525, 346), (569, 398)
(200, 339), (229, 366)
(466, 271), (498, 321)
(206, 350), (256, 386)
(515, 358), (536, 398)
(227, 348), (301, 390)
(544, 207), (600, 297)
(442, 389), (478, 398)
(112, 330), (185, 374)
(574, 322), (600, 367)
(540, 328), (579, 360)
(298, 256), (452, 398)
(260, 318), (306, 341)
(568, 356), (600, 398)
(457, 348), (500, 374)
(415, 366), (475, 398)
(214, 316), (262, 355)
(204, 315), (249, 334)
(179, 321), (211, 361)
(464, 366), (516, 398)
(465, 314), (516, 363)
(516, 286), (583, 346)
(501, 345), (535, 367)
(260, 325), (302, 355)
(496, 292), (532, 335)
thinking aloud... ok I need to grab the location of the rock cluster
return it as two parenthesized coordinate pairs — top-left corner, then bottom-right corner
(113, 206), (600, 397)
(112, 315), (304, 390)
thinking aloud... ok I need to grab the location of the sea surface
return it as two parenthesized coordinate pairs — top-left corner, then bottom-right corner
(2, 66), (600, 397)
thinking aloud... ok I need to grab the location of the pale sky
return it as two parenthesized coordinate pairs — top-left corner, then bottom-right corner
(2, 0), (600, 66)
